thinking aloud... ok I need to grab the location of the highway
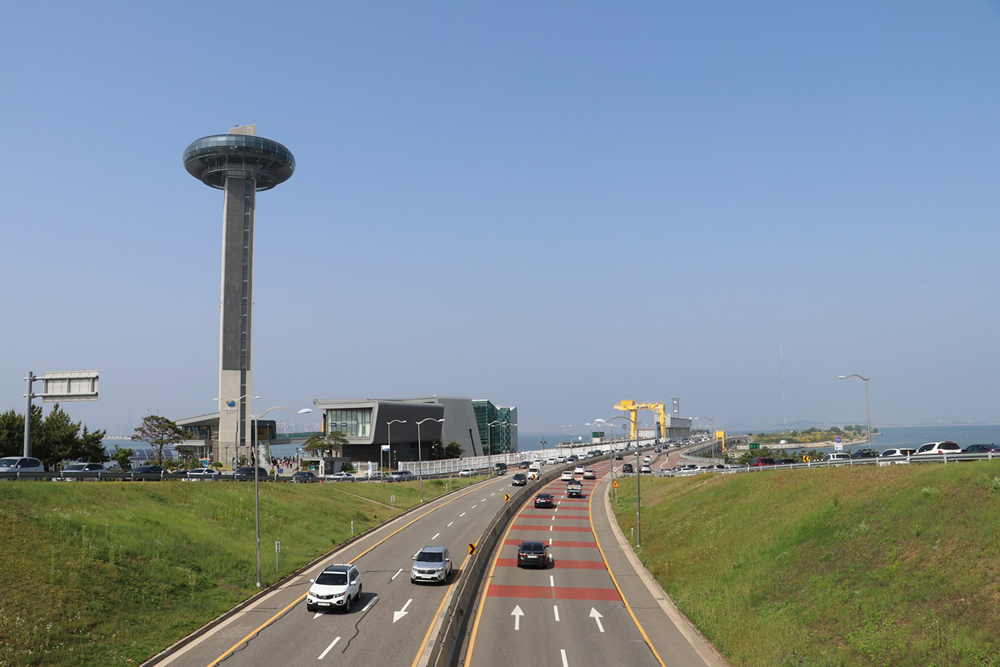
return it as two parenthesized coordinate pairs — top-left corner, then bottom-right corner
(152, 477), (511, 667)
(461, 458), (723, 667)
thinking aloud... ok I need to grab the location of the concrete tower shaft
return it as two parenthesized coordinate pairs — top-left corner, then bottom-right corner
(183, 126), (295, 468)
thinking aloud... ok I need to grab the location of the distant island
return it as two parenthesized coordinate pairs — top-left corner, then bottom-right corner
(747, 425), (878, 446)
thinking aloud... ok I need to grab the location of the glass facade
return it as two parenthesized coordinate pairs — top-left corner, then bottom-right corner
(325, 408), (372, 439)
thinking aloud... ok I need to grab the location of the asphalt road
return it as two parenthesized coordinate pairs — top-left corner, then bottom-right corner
(152, 477), (512, 667)
(461, 458), (725, 667)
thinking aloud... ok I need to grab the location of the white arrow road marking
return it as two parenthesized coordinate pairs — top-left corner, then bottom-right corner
(432, 533), (439, 540)
(318, 636), (340, 659)
(393, 599), (412, 623)
(511, 605), (524, 631)
(553, 605), (560, 622)
(391, 569), (403, 581)
(561, 648), (569, 667)
(590, 608), (605, 632)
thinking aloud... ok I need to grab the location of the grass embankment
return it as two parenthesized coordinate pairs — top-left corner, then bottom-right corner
(612, 462), (1000, 666)
(0, 477), (476, 667)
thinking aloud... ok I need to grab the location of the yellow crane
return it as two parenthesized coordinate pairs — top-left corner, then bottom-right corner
(612, 400), (668, 440)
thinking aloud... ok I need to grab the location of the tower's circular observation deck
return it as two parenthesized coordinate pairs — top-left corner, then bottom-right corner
(183, 134), (295, 190)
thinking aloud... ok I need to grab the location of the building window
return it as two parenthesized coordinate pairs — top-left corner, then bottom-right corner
(325, 408), (372, 439)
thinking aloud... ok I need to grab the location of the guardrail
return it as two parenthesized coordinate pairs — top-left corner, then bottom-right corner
(659, 450), (1000, 477)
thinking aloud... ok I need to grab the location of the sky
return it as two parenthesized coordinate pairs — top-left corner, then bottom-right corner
(3, 1), (1000, 437)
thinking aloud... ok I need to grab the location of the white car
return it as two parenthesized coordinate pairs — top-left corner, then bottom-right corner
(574, 465), (586, 475)
(560, 470), (574, 481)
(0, 456), (45, 473)
(329, 472), (356, 482)
(306, 564), (362, 613)
(914, 441), (962, 456)
(545, 458), (557, 466)
(187, 467), (222, 480)
(822, 452), (852, 463)
(458, 469), (476, 477)
(583, 469), (597, 480)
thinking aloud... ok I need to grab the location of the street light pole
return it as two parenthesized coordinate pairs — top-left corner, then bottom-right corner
(214, 394), (260, 469)
(839, 374), (872, 451)
(415, 417), (444, 503)
(386, 419), (406, 485)
(250, 405), (312, 588)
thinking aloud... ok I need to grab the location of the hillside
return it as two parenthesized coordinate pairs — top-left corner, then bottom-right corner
(611, 461), (1000, 666)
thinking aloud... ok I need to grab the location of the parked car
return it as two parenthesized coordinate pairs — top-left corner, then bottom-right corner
(187, 467), (222, 480)
(511, 473), (527, 486)
(388, 470), (413, 482)
(881, 448), (916, 457)
(821, 453), (851, 464)
(410, 546), (452, 584)
(516, 541), (550, 568)
(329, 472), (356, 482)
(458, 469), (476, 477)
(748, 458), (776, 467)
(583, 469), (596, 480)
(534, 493), (555, 509)
(0, 456), (45, 473)
(914, 441), (962, 455)
(964, 444), (1000, 453)
(59, 462), (104, 481)
(233, 466), (269, 480)
(131, 465), (166, 478)
(850, 449), (880, 459)
(306, 564), (362, 613)
(291, 471), (319, 483)
(560, 471), (574, 481)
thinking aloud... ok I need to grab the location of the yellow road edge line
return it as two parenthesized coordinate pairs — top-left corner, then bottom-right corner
(409, 551), (472, 667)
(590, 472), (667, 667)
(205, 484), (487, 667)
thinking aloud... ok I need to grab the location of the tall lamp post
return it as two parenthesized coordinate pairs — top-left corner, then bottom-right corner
(838, 374), (872, 452)
(214, 394), (260, 468)
(415, 417), (444, 503)
(385, 419), (407, 485)
(250, 405), (312, 588)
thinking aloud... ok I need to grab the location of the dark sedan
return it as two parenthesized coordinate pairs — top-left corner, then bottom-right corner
(233, 467), (269, 481)
(291, 471), (319, 483)
(533, 493), (555, 509)
(850, 449), (880, 459)
(517, 541), (550, 568)
(964, 444), (1000, 453)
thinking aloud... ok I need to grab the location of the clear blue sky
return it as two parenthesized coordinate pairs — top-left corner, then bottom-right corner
(3, 1), (999, 436)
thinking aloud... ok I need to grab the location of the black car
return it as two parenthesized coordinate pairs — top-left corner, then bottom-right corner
(494, 462), (507, 474)
(850, 449), (880, 459)
(511, 473), (527, 486)
(517, 461), (530, 469)
(517, 541), (550, 568)
(234, 466), (269, 480)
(621, 463), (634, 474)
(534, 493), (555, 509)
(964, 443), (1000, 453)
(775, 458), (796, 465)
(291, 471), (319, 483)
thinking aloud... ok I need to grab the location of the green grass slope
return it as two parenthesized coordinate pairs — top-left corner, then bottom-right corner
(0, 478), (472, 667)
(612, 461), (1000, 666)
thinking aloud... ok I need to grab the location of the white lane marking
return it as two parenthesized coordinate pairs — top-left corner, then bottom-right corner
(391, 569), (403, 581)
(393, 599), (412, 623)
(472, 505), (477, 509)
(447, 521), (454, 527)
(549, 537), (552, 546)
(553, 605), (560, 622)
(432, 533), (440, 540)
(491, 492), (496, 496)
(551, 514), (556, 520)
(550, 575), (555, 588)
(511, 605), (524, 631)
(590, 607), (605, 632)
(482, 497), (487, 502)
(318, 636), (340, 659)
(561, 648), (569, 667)
(361, 595), (378, 612)
(549, 525), (553, 532)
(460, 512), (467, 517)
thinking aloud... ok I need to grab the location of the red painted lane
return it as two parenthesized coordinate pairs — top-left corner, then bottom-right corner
(510, 524), (592, 532)
(502, 539), (597, 548)
(518, 513), (590, 521)
(487, 585), (621, 601)
(496, 558), (607, 570)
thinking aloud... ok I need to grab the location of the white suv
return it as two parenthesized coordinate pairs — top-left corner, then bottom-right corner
(914, 441), (962, 456)
(306, 564), (362, 613)
(822, 452), (852, 464)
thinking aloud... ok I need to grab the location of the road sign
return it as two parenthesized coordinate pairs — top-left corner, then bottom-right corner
(612, 480), (619, 488)
(835, 437), (842, 443)
(749, 442), (760, 450)
(504, 494), (510, 502)
(468, 543), (476, 555)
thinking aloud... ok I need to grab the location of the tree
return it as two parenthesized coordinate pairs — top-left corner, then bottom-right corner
(113, 446), (134, 471)
(132, 415), (190, 465)
(444, 442), (464, 459)
(0, 404), (106, 466)
(302, 431), (349, 458)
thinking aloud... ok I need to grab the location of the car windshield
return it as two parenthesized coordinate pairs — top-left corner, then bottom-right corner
(316, 571), (348, 586)
(0, 457), (21, 467)
(521, 543), (544, 553)
(416, 551), (444, 562)
(65, 464), (86, 471)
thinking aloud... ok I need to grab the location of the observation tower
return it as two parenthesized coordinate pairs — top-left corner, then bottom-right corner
(183, 125), (295, 468)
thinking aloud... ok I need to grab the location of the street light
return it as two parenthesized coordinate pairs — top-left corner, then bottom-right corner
(488, 420), (518, 457)
(596, 414), (643, 547)
(839, 374), (873, 452)
(415, 417), (444, 503)
(214, 394), (260, 468)
(385, 419), (407, 485)
(559, 424), (572, 449)
(249, 405), (312, 588)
